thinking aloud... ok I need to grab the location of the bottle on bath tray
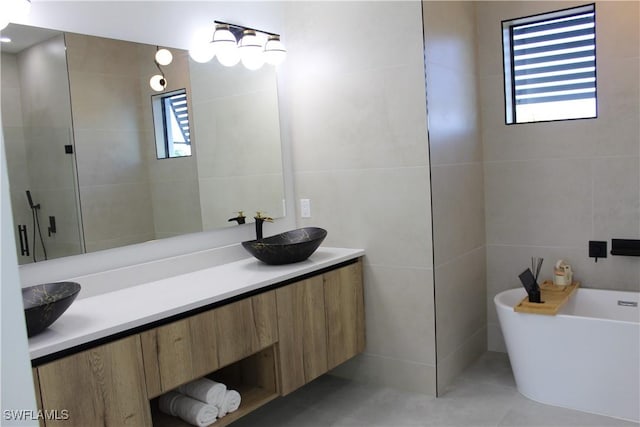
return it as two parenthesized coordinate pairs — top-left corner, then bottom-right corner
(553, 260), (573, 287)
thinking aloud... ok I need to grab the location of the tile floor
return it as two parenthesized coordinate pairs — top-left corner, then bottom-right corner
(232, 352), (638, 427)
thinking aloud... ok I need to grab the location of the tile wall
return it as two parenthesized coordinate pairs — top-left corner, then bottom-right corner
(476, 1), (640, 351)
(422, 1), (487, 394)
(189, 58), (284, 229)
(2, 35), (83, 263)
(285, 1), (436, 394)
(65, 33), (155, 252)
(137, 45), (203, 240)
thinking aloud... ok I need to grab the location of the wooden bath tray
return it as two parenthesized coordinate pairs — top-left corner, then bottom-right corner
(514, 280), (580, 315)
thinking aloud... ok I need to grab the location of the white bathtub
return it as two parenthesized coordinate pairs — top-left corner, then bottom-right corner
(495, 287), (639, 422)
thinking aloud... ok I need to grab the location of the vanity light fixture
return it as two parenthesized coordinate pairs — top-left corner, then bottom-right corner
(149, 46), (168, 92)
(1, 0), (32, 30)
(188, 21), (286, 70)
(239, 30), (265, 70)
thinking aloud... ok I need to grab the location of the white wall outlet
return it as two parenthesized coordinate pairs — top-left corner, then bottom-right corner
(300, 199), (311, 218)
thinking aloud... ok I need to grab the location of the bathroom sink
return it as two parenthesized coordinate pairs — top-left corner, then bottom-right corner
(22, 281), (81, 337)
(242, 227), (327, 265)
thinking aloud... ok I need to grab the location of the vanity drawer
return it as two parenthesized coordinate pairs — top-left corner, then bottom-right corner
(215, 290), (278, 367)
(141, 290), (277, 398)
(141, 309), (218, 398)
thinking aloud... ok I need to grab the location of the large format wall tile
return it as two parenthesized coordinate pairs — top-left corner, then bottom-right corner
(431, 163), (485, 266)
(294, 167), (432, 269)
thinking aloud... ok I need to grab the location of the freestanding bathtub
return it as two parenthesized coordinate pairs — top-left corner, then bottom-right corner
(495, 287), (639, 422)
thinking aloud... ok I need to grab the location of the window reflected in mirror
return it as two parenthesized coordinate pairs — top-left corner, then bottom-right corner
(152, 88), (192, 159)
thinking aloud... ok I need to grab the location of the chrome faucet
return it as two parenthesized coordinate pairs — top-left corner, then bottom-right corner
(254, 211), (273, 239)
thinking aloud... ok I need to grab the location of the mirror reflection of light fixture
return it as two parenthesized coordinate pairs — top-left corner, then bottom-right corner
(155, 48), (173, 66)
(149, 46), (168, 91)
(1, 0), (32, 30)
(189, 21), (285, 70)
(149, 74), (167, 91)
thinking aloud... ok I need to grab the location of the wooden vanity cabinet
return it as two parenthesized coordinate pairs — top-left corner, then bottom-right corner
(277, 259), (365, 395)
(36, 335), (152, 427)
(33, 259), (364, 426)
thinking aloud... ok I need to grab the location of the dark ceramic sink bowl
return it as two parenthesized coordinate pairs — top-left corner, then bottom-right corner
(242, 227), (327, 265)
(22, 281), (81, 337)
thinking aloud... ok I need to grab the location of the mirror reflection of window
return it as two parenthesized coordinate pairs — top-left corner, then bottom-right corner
(152, 88), (192, 158)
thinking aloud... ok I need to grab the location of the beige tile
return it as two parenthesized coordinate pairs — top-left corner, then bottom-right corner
(1, 87), (24, 127)
(284, 1), (424, 78)
(189, 57), (278, 101)
(193, 89), (283, 178)
(431, 163), (485, 265)
(426, 63), (482, 166)
(437, 326), (487, 395)
(423, 1), (477, 73)
(149, 179), (202, 236)
(79, 182), (153, 243)
(294, 167), (432, 269)
(362, 264), (436, 365)
(74, 129), (148, 186)
(289, 62), (429, 172)
(330, 352), (437, 396)
(24, 127), (76, 191)
(65, 33), (140, 77)
(85, 232), (155, 254)
(3, 127), (28, 189)
(198, 174), (285, 231)
(69, 72), (144, 132)
(595, 1), (640, 61)
(593, 157), (640, 239)
(485, 158), (592, 246)
(435, 247), (487, 359)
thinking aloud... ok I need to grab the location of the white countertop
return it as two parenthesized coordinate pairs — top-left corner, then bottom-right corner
(29, 247), (364, 361)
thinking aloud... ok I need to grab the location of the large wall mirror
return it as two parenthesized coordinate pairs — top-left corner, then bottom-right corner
(1, 23), (285, 264)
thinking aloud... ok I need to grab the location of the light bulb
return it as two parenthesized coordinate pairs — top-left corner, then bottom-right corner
(149, 74), (167, 92)
(155, 48), (173, 66)
(264, 36), (286, 65)
(239, 30), (264, 70)
(189, 42), (215, 63)
(212, 25), (239, 67)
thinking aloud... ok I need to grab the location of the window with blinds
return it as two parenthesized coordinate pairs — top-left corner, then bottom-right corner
(151, 88), (193, 159)
(502, 4), (597, 124)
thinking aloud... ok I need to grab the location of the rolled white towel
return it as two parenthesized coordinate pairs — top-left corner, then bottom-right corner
(158, 391), (182, 416)
(217, 390), (241, 418)
(178, 378), (227, 407)
(172, 394), (218, 427)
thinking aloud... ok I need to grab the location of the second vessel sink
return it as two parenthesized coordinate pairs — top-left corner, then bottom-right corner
(22, 281), (81, 337)
(242, 227), (327, 265)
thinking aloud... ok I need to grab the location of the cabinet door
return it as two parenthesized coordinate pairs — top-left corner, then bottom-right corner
(276, 275), (328, 395)
(324, 260), (366, 370)
(216, 291), (278, 367)
(37, 335), (151, 427)
(140, 309), (218, 398)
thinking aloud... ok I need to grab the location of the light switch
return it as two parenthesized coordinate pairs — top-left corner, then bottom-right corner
(300, 199), (311, 218)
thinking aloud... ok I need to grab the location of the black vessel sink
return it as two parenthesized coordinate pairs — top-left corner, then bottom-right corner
(242, 227), (327, 265)
(22, 281), (81, 337)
